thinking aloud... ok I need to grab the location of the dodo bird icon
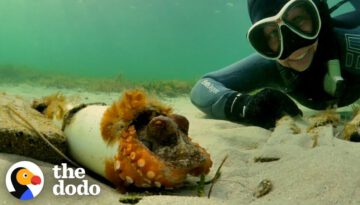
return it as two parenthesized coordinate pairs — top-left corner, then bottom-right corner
(9, 167), (42, 200)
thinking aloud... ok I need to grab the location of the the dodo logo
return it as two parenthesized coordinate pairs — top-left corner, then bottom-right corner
(5, 161), (44, 200)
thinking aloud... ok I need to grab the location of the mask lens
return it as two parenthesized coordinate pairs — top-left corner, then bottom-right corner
(248, 22), (281, 58)
(283, 0), (320, 37)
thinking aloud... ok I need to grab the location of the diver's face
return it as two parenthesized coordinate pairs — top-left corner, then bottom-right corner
(248, 0), (321, 61)
(277, 40), (318, 72)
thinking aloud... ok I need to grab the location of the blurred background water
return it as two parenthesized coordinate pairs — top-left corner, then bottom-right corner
(0, 0), (355, 92)
(0, 0), (252, 81)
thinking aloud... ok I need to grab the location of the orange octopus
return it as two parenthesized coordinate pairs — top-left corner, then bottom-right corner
(101, 90), (212, 189)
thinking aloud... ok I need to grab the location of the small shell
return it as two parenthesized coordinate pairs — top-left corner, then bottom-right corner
(253, 179), (272, 198)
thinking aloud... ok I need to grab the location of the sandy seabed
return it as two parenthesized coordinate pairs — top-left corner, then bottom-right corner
(1, 83), (360, 205)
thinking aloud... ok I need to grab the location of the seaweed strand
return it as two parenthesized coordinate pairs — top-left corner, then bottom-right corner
(5, 105), (80, 167)
(207, 154), (228, 198)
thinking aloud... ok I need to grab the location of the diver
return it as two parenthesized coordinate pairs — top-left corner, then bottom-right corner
(190, 0), (360, 129)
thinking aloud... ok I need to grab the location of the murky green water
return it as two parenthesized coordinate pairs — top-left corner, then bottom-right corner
(0, 0), (355, 83)
(0, 0), (251, 81)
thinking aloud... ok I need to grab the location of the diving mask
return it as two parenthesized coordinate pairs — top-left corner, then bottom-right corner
(247, 0), (321, 60)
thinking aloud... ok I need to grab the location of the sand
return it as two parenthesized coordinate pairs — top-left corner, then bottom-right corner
(1, 83), (360, 205)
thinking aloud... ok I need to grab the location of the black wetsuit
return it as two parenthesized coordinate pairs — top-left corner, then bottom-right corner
(191, 4), (360, 121)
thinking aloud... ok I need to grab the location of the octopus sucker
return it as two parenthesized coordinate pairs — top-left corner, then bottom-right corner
(114, 160), (121, 171)
(125, 176), (134, 184)
(130, 152), (137, 160)
(146, 171), (156, 179)
(137, 159), (145, 168)
(38, 90), (212, 190)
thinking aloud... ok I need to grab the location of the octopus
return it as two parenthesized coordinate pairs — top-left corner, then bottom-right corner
(33, 90), (213, 189)
(101, 91), (212, 188)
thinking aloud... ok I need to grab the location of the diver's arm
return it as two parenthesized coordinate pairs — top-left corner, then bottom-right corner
(191, 54), (275, 119)
(190, 54), (302, 128)
(190, 77), (237, 119)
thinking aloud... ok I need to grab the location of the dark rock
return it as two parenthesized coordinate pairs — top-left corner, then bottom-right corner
(0, 93), (67, 163)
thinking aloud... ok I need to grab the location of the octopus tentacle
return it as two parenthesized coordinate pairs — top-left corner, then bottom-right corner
(112, 126), (189, 188)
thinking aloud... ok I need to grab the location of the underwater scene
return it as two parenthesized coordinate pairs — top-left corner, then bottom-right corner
(0, 0), (353, 96)
(0, 0), (251, 96)
(1, 1), (360, 205)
